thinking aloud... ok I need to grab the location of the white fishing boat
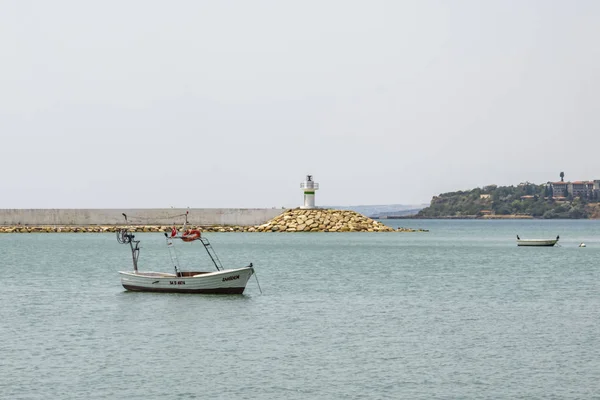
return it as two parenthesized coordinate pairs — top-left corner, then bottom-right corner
(516, 235), (559, 247)
(117, 214), (259, 294)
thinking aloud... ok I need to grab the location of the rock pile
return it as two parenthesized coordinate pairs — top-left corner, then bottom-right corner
(249, 208), (394, 232)
(0, 226), (179, 233)
(0, 209), (429, 233)
(250, 209), (428, 232)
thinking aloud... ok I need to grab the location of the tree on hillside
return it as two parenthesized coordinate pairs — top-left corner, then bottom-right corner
(483, 184), (497, 193)
(417, 183), (591, 219)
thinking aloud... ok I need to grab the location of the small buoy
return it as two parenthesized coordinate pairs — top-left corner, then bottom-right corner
(579, 242), (586, 247)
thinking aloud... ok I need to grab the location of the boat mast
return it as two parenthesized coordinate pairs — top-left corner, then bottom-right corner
(129, 236), (140, 272)
(162, 211), (224, 273)
(164, 233), (182, 276)
(116, 213), (140, 272)
(182, 210), (189, 232)
(116, 231), (140, 272)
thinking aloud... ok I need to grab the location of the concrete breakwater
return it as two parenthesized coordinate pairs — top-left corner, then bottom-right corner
(0, 208), (283, 227)
(0, 209), (428, 233)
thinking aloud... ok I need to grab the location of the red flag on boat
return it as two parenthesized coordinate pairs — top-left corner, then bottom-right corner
(171, 227), (177, 237)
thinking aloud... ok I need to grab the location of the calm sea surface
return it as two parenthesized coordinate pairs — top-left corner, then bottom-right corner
(1, 220), (600, 399)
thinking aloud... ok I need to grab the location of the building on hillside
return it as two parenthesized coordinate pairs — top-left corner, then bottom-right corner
(550, 181), (569, 198)
(571, 181), (595, 197)
(549, 180), (600, 199)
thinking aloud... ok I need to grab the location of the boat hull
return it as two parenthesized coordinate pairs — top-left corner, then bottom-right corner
(517, 239), (558, 247)
(119, 267), (254, 294)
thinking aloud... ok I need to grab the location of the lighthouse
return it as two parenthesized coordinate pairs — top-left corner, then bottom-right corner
(300, 174), (319, 209)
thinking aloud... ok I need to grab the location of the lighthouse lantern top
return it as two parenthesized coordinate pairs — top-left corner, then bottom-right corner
(300, 174), (319, 190)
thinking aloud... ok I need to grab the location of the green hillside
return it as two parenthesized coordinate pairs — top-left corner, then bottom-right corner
(417, 184), (591, 219)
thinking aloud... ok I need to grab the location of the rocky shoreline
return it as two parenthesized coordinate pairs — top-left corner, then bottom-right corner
(0, 209), (429, 233)
(395, 214), (534, 219)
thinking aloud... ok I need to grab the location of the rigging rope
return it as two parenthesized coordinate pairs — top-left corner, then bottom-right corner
(120, 212), (190, 223)
(116, 229), (132, 244)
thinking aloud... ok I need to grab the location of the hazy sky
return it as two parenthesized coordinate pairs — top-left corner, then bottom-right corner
(1, 1), (599, 208)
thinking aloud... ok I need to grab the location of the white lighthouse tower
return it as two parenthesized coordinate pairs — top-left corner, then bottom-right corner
(300, 174), (319, 208)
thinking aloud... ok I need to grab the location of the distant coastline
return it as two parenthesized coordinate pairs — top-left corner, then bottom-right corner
(414, 183), (600, 220)
(376, 214), (534, 220)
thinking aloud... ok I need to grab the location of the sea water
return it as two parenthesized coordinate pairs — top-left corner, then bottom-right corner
(1, 219), (599, 399)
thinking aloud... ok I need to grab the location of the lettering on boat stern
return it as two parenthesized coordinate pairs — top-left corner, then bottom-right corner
(169, 281), (186, 285)
(222, 275), (240, 282)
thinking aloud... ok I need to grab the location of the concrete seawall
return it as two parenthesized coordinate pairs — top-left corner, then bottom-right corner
(0, 208), (284, 226)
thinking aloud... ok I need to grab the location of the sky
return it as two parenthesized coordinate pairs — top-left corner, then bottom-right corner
(1, 0), (599, 208)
